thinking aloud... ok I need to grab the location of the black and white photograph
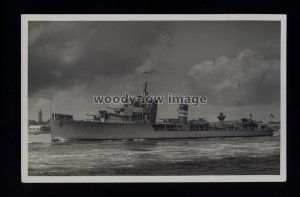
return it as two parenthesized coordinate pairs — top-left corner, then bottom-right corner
(21, 14), (286, 182)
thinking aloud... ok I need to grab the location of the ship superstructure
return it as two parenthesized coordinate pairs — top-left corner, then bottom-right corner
(85, 73), (157, 125)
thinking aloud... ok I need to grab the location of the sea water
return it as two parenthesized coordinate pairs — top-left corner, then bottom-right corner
(28, 133), (280, 176)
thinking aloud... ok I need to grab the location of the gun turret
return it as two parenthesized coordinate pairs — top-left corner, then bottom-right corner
(86, 113), (102, 121)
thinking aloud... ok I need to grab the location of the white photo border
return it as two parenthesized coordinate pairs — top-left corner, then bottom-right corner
(21, 14), (287, 183)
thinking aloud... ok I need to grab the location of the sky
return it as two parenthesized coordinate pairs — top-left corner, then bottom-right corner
(28, 21), (281, 122)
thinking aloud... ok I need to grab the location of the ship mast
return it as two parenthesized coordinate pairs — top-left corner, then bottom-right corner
(141, 71), (149, 122)
(143, 71), (149, 97)
(237, 82), (240, 122)
(50, 95), (52, 119)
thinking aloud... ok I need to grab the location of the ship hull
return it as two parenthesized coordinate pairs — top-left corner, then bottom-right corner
(50, 119), (273, 140)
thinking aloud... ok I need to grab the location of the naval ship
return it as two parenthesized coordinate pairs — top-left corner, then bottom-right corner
(50, 79), (273, 140)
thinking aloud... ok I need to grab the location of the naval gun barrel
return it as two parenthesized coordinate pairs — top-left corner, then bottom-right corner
(107, 107), (122, 111)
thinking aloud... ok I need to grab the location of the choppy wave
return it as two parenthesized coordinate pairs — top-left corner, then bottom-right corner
(28, 134), (280, 176)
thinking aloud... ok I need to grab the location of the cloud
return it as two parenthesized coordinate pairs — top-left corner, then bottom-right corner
(188, 49), (280, 106)
(35, 97), (50, 109)
(136, 59), (154, 74)
(28, 21), (170, 96)
(28, 21), (281, 121)
(188, 61), (214, 74)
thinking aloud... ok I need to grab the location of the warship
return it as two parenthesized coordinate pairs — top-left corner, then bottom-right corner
(50, 77), (273, 141)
